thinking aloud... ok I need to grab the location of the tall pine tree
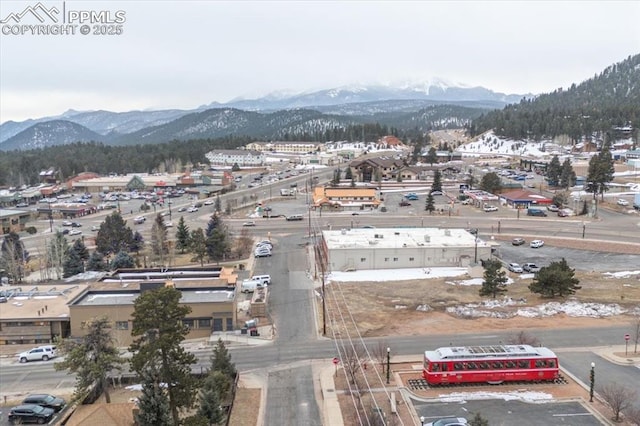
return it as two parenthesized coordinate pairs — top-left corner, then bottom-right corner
(130, 286), (198, 426)
(135, 368), (171, 426)
(175, 216), (190, 253)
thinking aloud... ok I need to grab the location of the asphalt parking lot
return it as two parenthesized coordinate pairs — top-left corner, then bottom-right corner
(414, 398), (603, 426)
(498, 244), (640, 272)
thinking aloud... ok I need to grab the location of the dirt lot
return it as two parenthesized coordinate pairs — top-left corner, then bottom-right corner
(324, 270), (640, 338)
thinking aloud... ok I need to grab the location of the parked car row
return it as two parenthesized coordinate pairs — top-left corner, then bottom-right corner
(8, 393), (66, 424)
(254, 240), (273, 258)
(512, 238), (545, 249)
(508, 262), (541, 273)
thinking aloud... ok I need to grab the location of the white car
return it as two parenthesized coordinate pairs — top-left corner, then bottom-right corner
(425, 418), (468, 426)
(69, 229), (82, 236)
(507, 263), (524, 273)
(483, 205), (498, 212)
(187, 206), (199, 213)
(254, 247), (272, 257)
(530, 240), (545, 248)
(18, 346), (56, 363)
(133, 216), (146, 224)
(204, 199), (214, 205)
(617, 199), (629, 206)
(242, 221), (256, 227)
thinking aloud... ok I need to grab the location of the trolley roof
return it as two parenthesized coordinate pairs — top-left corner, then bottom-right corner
(424, 345), (557, 361)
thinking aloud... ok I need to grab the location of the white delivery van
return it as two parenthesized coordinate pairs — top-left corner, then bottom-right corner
(241, 279), (263, 293)
(251, 275), (271, 285)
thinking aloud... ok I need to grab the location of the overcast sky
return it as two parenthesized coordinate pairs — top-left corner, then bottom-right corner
(1, 0), (639, 123)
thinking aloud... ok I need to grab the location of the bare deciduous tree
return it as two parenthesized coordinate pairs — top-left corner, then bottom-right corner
(599, 382), (638, 422)
(235, 228), (254, 258)
(507, 331), (541, 346)
(343, 344), (365, 385)
(372, 340), (389, 373)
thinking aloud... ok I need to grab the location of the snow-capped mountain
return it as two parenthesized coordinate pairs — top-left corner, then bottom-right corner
(204, 83), (526, 111)
(0, 81), (526, 148)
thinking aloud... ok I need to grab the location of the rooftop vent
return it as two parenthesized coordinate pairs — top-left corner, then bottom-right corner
(424, 235), (431, 243)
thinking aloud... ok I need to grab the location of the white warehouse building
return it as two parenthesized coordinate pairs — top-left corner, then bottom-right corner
(321, 228), (492, 271)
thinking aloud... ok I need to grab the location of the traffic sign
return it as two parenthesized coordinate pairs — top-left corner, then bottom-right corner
(625, 334), (630, 341)
(332, 357), (340, 365)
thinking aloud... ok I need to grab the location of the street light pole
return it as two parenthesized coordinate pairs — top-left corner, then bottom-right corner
(582, 223), (586, 239)
(589, 362), (595, 402)
(420, 416), (426, 426)
(474, 230), (479, 264)
(386, 347), (391, 384)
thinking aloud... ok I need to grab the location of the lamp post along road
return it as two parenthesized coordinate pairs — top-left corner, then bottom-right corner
(386, 347), (390, 384)
(589, 362), (595, 402)
(474, 229), (479, 264)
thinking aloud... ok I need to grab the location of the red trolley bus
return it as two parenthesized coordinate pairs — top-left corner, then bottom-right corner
(423, 345), (559, 385)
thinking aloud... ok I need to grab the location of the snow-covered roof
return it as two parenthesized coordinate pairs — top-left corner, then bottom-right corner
(322, 227), (487, 250)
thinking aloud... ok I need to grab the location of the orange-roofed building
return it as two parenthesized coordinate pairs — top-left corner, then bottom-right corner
(312, 186), (380, 210)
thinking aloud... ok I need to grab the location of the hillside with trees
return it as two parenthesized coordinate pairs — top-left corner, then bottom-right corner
(467, 54), (640, 142)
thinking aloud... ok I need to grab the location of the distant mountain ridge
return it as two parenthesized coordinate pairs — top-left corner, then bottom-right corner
(0, 81), (526, 148)
(1, 120), (105, 151)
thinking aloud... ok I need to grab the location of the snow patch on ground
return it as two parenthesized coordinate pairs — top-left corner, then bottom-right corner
(448, 299), (628, 319)
(438, 390), (554, 403)
(603, 270), (640, 278)
(327, 267), (468, 282)
(326, 267), (638, 319)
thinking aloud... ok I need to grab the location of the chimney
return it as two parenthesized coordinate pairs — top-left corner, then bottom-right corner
(38, 310), (41, 316)
(45, 305), (48, 311)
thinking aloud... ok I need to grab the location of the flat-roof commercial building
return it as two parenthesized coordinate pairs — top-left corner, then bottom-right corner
(0, 285), (88, 345)
(68, 267), (239, 346)
(321, 227), (491, 272)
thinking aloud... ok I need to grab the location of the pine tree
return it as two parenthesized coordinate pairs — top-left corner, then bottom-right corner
(71, 238), (90, 261)
(190, 228), (207, 266)
(135, 368), (171, 426)
(63, 249), (84, 278)
(431, 169), (442, 192)
(54, 317), (124, 404)
(529, 258), (581, 298)
(175, 217), (190, 253)
(479, 172), (502, 194)
(214, 195), (222, 213)
(425, 146), (438, 165)
(96, 212), (133, 255)
(210, 338), (237, 379)
(559, 158), (577, 189)
(86, 251), (108, 271)
(129, 286), (198, 426)
(130, 231), (144, 255)
(547, 155), (562, 186)
(205, 214), (229, 262)
(332, 168), (342, 185)
(425, 193), (435, 214)
(197, 373), (225, 425)
(479, 259), (508, 298)
(110, 251), (135, 269)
